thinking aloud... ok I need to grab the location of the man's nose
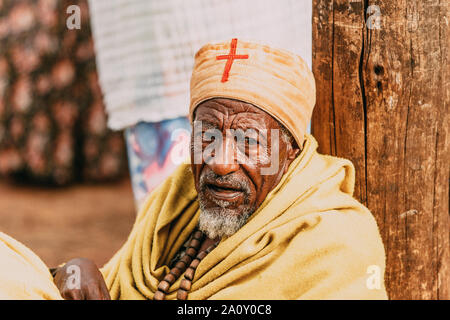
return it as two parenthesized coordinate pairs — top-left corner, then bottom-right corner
(207, 137), (239, 176)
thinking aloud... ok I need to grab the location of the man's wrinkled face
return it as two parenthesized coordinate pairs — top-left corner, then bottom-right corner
(190, 98), (300, 239)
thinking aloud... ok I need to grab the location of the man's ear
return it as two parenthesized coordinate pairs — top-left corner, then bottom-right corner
(288, 145), (301, 160)
(283, 142), (301, 174)
(287, 137), (301, 160)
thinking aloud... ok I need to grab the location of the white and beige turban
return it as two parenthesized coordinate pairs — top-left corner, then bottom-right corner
(189, 38), (316, 147)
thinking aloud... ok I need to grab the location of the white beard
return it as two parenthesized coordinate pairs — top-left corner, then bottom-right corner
(197, 201), (254, 239)
(197, 169), (255, 239)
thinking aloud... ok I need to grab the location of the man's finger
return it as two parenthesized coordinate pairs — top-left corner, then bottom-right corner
(98, 277), (111, 300)
(62, 288), (84, 300)
(86, 284), (103, 300)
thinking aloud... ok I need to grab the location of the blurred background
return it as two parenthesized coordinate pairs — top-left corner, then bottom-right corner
(0, 0), (133, 267)
(0, 0), (311, 268)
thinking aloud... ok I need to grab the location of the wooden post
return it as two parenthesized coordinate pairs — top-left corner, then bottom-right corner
(312, 0), (449, 299)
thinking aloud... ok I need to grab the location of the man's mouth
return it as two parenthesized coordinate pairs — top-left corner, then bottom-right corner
(205, 183), (244, 200)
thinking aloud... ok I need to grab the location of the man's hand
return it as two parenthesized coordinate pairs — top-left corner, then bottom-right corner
(53, 258), (111, 300)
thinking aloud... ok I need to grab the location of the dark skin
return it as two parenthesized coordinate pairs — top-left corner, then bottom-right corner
(53, 258), (110, 300)
(53, 98), (300, 299)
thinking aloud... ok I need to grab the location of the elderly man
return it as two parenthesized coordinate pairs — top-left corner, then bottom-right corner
(0, 39), (387, 300)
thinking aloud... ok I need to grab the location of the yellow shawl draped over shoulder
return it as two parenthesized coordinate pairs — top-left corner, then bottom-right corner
(0, 232), (62, 300)
(101, 134), (388, 300)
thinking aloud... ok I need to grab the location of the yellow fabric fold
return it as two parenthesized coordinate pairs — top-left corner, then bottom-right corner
(0, 232), (62, 300)
(101, 134), (387, 300)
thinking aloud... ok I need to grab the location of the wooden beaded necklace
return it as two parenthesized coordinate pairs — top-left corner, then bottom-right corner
(153, 229), (218, 300)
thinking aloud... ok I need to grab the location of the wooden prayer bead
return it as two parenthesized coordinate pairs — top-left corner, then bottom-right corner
(157, 280), (170, 293)
(189, 239), (202, 250)
(193, 230), (204, 240)
(177, 289), (188, 300)
(184, 267), (195, 281)
(197, 251), (207, 260)
(206, 244), (217, 253)
(186, 247), (197, 258)
(175, 260), (187, 270)
(180, 254), (192, 265)
(180, 279), (192, 291)
(190, 258), (200, 269)
(170, 267), (182, 278)
(156, 229), (220, 300)
(164, 273), (176, 284)
(153, 290), (166, 300)
(190, 238), (201, 249)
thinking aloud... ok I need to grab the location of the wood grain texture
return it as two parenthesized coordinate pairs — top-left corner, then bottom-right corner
(312, 0), (449, 299)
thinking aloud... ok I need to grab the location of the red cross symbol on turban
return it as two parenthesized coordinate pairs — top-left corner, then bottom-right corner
(216, 38), (249, 83)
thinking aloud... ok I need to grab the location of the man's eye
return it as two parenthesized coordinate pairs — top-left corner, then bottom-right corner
(245, 137), (258, 145)
(203, 132), (216, 141)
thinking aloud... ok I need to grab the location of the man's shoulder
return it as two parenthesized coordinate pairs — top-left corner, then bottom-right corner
(285, 204), (386, 273)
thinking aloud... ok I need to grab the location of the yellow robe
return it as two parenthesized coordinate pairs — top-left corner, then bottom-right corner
(0, 232), (62, 300)
(101, 134), (388, 299)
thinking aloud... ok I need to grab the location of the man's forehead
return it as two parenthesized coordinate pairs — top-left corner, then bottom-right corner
(194, 98), (270, 120)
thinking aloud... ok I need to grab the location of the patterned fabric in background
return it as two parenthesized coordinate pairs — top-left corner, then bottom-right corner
(125, 118), (191, 208)
(0, 0), (127, 185)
